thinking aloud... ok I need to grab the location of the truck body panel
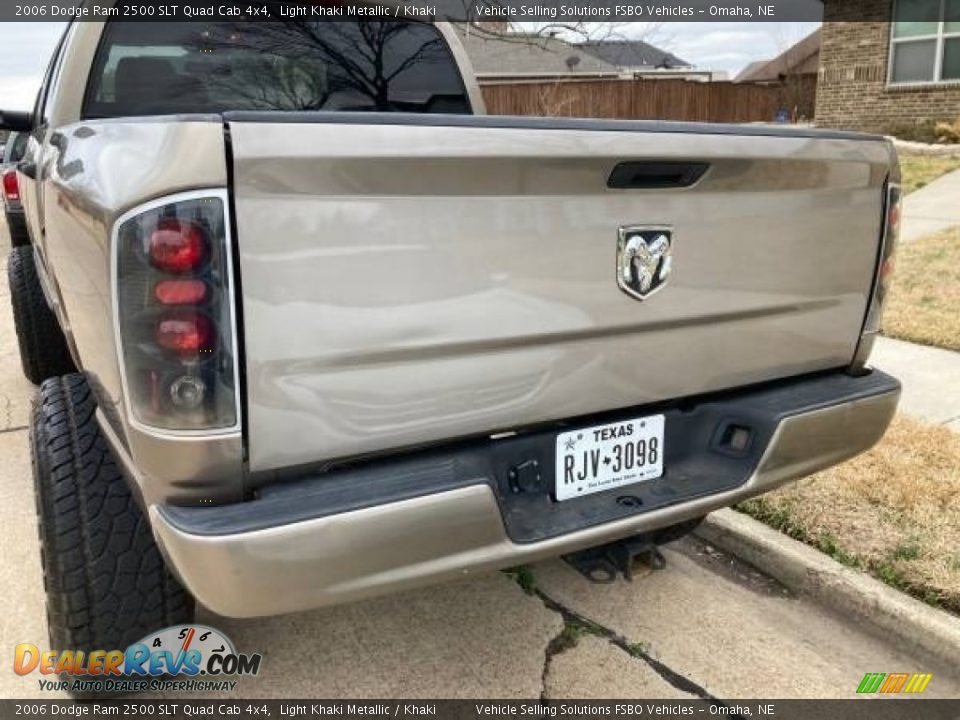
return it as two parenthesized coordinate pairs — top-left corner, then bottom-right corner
(31, 118), (243, 506)
(228, 116), (890, 472)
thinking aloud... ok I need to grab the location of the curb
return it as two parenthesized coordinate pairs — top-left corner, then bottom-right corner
(695, 508), (960, 669)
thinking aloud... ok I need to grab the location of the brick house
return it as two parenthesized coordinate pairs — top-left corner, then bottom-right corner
(816, 0), (960, 132)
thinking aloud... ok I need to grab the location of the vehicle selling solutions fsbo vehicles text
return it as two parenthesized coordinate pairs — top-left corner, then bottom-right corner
(475, 4), (773, 18)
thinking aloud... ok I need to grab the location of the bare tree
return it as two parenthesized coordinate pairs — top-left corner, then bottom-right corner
(196, 20), (449, 112)
(767, 23), (819, 122)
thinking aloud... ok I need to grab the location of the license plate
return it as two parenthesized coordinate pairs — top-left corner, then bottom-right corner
(555, 415), (664, 501)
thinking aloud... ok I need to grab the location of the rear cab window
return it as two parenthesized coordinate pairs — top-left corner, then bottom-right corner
(83, 19), (472, 118)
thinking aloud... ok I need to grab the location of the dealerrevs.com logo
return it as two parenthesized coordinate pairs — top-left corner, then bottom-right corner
(14, 625), (262, 694)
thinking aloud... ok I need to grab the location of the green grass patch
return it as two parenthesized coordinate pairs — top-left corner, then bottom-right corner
(736, 497), (810, 542)
(737, 416), (960, 616)
(884, 226), (960, 352)
(627, 641), (651, 657)
(899, 154), (960, 194)
(547, 618), (606, 657)
(892, 542), (921, 561)
(503, 565), (537, 594)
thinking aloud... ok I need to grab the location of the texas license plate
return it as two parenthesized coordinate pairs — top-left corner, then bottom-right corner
(555, 415), (665, 501)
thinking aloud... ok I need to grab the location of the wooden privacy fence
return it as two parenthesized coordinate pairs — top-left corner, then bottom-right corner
(481, 77), (817, 124)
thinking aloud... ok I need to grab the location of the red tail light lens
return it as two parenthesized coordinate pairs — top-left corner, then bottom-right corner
(114, 192), (238, 431)
(879, 256), (896, 283)
(149, 219), (207, 274)
(155, 279), (208, 305)
(156, 312), (214, 355)
(2, 170), (19, 201)
(877, 184), (901, 299)
(887, 200), (900, 235)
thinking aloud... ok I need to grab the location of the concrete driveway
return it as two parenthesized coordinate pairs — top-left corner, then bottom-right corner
(1, 223), (958, 701)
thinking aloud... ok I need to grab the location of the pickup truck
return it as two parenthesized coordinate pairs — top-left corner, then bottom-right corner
(2, 132), (30, 246)
(2, 10), (901, 666)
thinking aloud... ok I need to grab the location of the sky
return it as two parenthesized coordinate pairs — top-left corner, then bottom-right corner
(0, 22), (66, 111)
(0, 20), (821, 112)
(630, 22), (821, 78)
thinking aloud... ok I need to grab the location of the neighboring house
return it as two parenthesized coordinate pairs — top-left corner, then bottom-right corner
(816, 0), (960, 132)
(461, 23), (772, 123)
(578, 38), (692, 71)
(735, 60), (769, 83)
(456, 25), (714, 84)
(455, 26), (619, 84)
(734, 29), (821, 83)
(577, 39), (720, 80)
(734, 29), (820, 120)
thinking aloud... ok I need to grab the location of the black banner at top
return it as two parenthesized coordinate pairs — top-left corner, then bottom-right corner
(1, 0), (888, 24)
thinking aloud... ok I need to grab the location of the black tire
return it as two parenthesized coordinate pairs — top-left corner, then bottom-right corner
(8, 245), (76, 384)
(5, 210), (31, 247)
(31, 374), (194, 694)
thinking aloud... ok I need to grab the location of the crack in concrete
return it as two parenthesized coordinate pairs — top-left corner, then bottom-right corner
(0, 424), (27, 435)
(539, 624), (566, 702)
(532, 586), (719, 702)
(505, 567), (745, 715)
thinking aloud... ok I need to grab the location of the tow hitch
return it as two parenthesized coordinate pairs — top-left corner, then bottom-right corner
(561, 517), (705, 583)
(563, 535), (667, 584)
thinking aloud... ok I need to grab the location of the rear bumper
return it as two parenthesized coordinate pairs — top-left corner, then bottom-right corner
(151, 370), (899, 618)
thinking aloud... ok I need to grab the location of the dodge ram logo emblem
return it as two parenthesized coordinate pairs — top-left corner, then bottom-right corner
(617, 226), (673, 300)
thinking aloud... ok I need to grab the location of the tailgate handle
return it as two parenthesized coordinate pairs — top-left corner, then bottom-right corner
(608, 161), (709, 190)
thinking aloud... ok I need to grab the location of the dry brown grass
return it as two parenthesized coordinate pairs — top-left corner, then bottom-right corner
(739, 415), (960, 613)
(899, 154), (960, 195)
(883, 227), (960, 352)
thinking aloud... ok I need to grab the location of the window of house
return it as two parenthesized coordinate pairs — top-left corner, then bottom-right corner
(891, 0), (960, 83)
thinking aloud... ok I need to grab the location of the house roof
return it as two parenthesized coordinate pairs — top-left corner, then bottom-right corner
(734, 60), (770, 82)
(734, 28), (821, 82)
(577, 39), (693, 70)
(454, 27), (617, 77)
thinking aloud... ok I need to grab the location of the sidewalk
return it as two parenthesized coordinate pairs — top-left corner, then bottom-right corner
(879, 163), (960, 429)
(899, 166), (960, 243)
(871, 336), (960, 431)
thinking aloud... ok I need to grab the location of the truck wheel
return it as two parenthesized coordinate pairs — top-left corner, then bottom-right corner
(31, 374), (195, 685)
(5, 211), (31, 246)
(8, 246), (76, 384)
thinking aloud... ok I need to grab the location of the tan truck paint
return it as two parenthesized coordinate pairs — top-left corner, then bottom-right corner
(228, 120), (890, 472)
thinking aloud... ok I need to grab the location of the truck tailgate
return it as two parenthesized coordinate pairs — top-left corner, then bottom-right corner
(227, 115), (891, 472)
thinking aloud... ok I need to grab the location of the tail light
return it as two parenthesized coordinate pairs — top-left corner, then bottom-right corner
(852, 182), (901, 370)
(155, 279), (209, 305)
(156, 311), (215, 354)
(149, 219), (207, 273)
(113, 191), (239, 432)
(2, 170), (18, 202)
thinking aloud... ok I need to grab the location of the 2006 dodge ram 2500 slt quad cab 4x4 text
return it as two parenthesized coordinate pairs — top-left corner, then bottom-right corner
(1, 8), (901, 663)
